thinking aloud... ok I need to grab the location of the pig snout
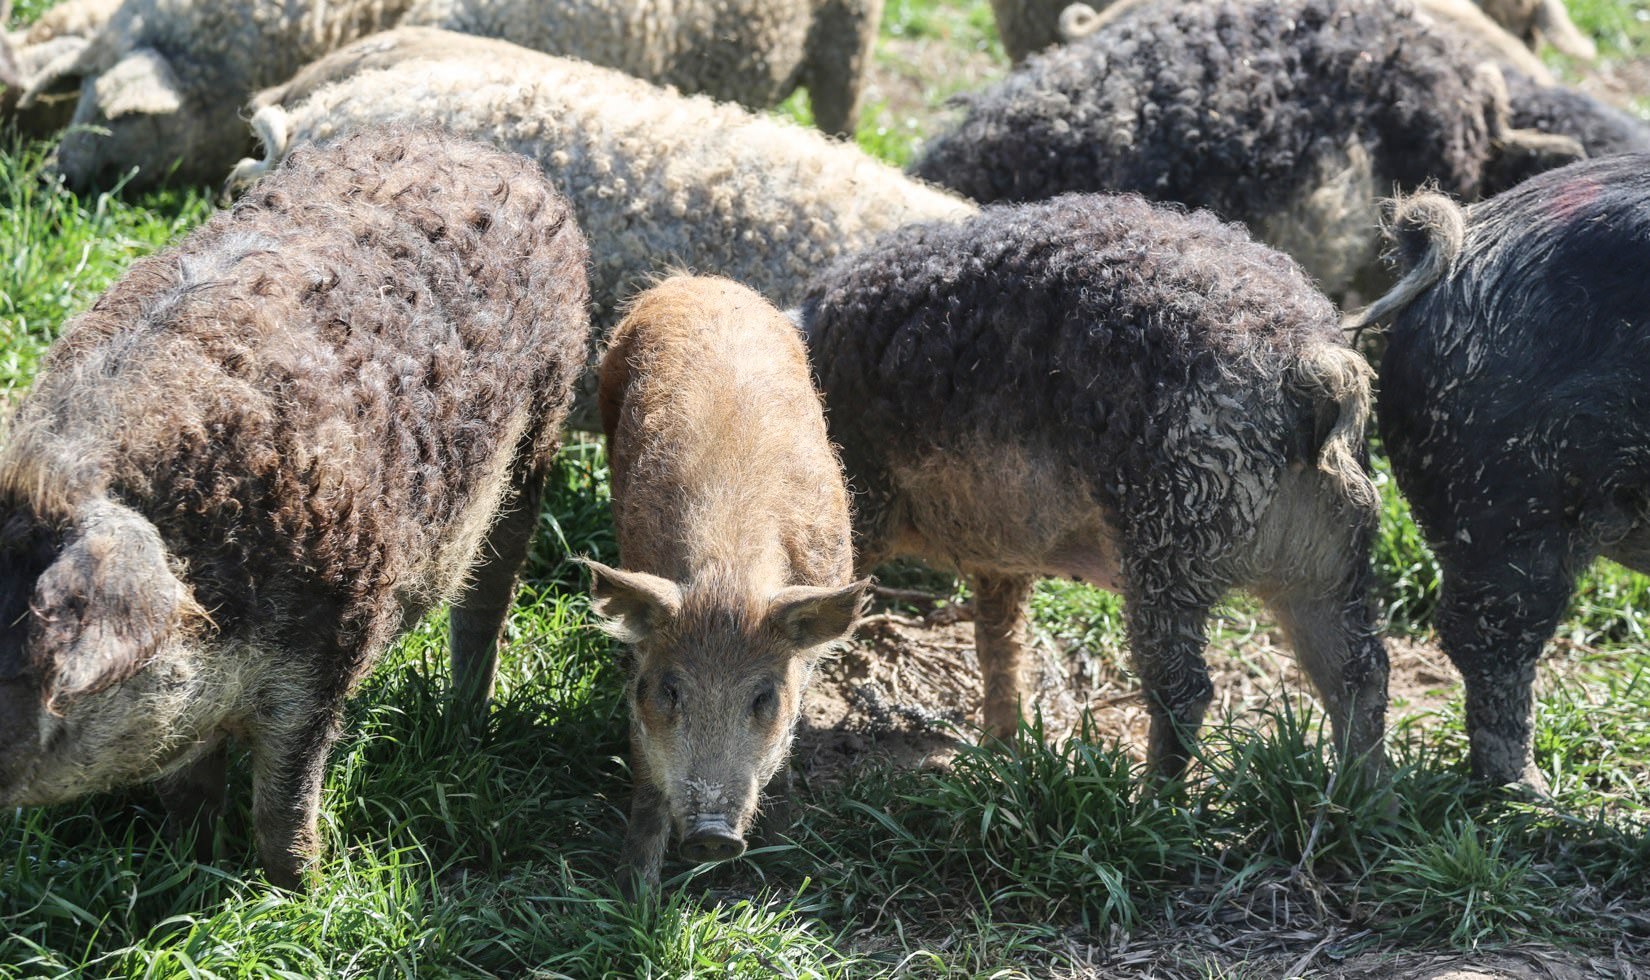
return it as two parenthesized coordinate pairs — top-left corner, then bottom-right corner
(679, 814), (747, 864)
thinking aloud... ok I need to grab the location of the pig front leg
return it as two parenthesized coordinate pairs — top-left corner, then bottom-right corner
(156, 738), (229, 863)
(621, 779), (672, 896)
(1435, 535), (1577, 788)
(249, 702), (345, 890)
(971, 572), (1035, 741)
(449, 472), (546, 706)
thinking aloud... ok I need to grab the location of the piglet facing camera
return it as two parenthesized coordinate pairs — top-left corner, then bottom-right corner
(591, 276), (866, 889)
(0, 128), (589, 888)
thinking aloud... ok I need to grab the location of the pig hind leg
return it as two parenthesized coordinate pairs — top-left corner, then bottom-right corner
(1261, 577), (1388, 774)
(449, 467), (547, 705)
(1435, 532), (1579, 788)
(1124, 588), (1218, 781)
(1252, 483), (1389, 773)
(970, 571), (1036, 740)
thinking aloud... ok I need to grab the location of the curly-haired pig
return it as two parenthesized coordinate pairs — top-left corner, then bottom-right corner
(914, 0), (1585, 300)
(589, 276), (867, 888)
(0, 128), (590, 887)
(799, 194), (1389, 778)
(1353, 155), (1650, 786)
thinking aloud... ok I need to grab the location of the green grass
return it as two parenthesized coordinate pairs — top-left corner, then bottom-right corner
(0, 140), (212, 396)
(4, 0), (1650, 975)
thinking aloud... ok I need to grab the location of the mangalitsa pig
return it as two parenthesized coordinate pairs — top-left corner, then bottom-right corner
(1355, 154), (1650, 787)
(588, 276), (867, 887)
(0, 128), (589, 887)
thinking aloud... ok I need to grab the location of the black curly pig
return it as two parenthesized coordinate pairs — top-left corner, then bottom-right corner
(0, 129), (590, 888)
(1503, 69), (1650, 160)
(911, 0), (1584, 301)
(797, 194), (1390, 779)
(1354, 155), (1650, 787)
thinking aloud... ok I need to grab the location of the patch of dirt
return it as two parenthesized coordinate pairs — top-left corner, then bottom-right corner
(796, 598), (1483, 786)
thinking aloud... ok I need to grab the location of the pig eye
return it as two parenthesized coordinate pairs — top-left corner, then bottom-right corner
(750, 681), (778, 721)
(658, 673), (682, 711)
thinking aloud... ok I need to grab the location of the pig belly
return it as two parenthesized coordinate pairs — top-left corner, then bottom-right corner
(889, 447), (1125, 592)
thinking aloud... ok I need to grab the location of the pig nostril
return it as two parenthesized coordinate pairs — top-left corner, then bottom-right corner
(679, 819), (747, 864)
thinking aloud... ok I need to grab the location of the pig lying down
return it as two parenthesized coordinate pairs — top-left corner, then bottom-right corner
(0, 129), (589, 887)
(590, 276), (867, 887)
(1355, 155), (1650, 787)
(799, 194), (1390, 778)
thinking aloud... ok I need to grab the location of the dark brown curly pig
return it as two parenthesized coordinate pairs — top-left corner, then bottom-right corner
(0, 128), (589, 888)
(590, 276), (866, 889)
(799, 194), (1389, 779)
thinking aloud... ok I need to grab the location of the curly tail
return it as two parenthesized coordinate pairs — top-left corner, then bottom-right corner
(221, 105), (291, 201)
(1059, 0), (1149, 42)
(1342, 190), (1466, 339)
(1295, 344), (1377, 512)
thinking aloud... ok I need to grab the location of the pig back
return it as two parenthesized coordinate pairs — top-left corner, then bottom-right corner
(21, 129), (589, 656)
(600, 276), (853, 591)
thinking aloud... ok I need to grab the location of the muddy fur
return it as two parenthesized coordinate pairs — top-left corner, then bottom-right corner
(0, 129), (589, 887)
(798, 194), (1389, 778)
(912, 0), (1584, 300)
(590, 276), (865, 887)
(234, 29), (974, 429)
(1504, 69), (1650, 160)
(1368, 155), (1650, 786)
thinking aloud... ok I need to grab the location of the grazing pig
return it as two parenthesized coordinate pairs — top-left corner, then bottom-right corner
(913, 0), (1584, 300)
(0, 129), (589, 886)
(589, 276), (866, 887)
(798, 194), (1389, 778)
(1355, 155), (1650, 786)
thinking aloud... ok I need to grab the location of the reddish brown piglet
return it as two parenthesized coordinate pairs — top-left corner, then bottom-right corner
(589, 275), (867, 889)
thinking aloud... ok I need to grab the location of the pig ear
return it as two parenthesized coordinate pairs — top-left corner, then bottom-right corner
(583, 559), (682, 645)
(766, 578), (870, 652)
(28, 503), (199, 712)
(94, 47), (183, 119)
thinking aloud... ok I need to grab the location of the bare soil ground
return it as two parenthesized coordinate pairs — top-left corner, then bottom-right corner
(798, 601), (1469, 782)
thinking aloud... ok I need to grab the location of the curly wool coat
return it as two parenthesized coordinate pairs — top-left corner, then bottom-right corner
(235, 29), (974, 428)
(798, 193), (1388, 777)
(913, 0), (1583, 298)
(20, 0), (880, 191)
(1373, 155), (1650, 787)
(0, 128), (589, 888)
